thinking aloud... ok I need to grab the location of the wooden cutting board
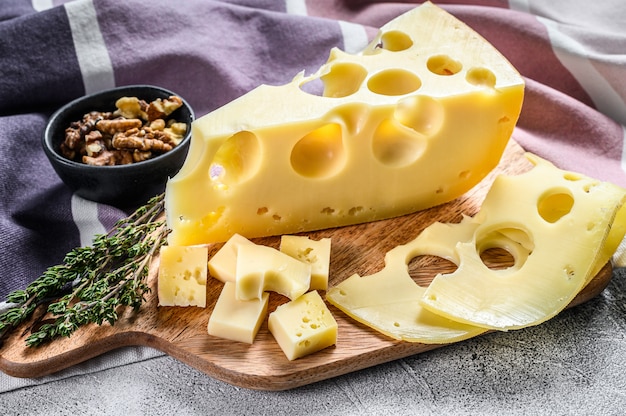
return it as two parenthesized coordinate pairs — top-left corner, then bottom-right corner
(0, 139), (613, 390)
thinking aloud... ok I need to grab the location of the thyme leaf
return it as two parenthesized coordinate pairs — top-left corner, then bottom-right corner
(0, 193), (168, 347)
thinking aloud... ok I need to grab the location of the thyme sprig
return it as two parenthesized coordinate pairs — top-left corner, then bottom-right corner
(0, 193), (168, 347)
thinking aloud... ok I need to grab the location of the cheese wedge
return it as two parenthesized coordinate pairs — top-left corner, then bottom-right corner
(165, 2), (525, 245)
(419, 154), (626, 330)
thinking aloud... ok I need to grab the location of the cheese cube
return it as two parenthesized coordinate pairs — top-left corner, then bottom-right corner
(280, 235), (331, 290)
(268, 290), (338, 360)
(207, 281), (269, 344)
(235, 243), (311, 301)
(158, 245), (208, 307)
(165, 2), (524, 246)
(208, 233), (255, 282)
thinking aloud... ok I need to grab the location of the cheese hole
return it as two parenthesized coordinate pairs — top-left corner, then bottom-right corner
(209, 131), (261, 186)
(564, 172), (583, 181)
(427, 54), (462, 76)
(476, 228), (532, 272)
(257, 207), (268, 215)
(393, 322), (400, 327)
(394, 95), (444, 136)
(299, 77), (324, 96)
(537, 190), (574, 223)
(372, 118), (426, 167)
(377, 30), (414, 51)
(408, 255), (458, 287)
(459, 170), (470, 180)
(583, 182), (598, 193)
(367, 69), (422, 96)
(321, 62), (368, 98)
(466, 67), (497, 89)
(291, 123), (346, 178)
(564, 265), (576, 281)
(479, 247), (515, 271)
(349, 206), (364, 216)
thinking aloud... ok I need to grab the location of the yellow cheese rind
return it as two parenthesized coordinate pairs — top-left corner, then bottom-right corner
(268, 290), (338, 360)
(207, 281), (269, 344)
(207, 233), (255, 283)
(157, 245), (208, 307)
(165, 2), (524, 246)
(420, 153), (626, 330)
(235, 243), (311, 301)
(280, 235), (331, 291)
(326, 219), (487, 344)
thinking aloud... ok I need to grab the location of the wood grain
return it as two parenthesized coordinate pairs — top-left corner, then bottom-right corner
(0, 140), (614, 390)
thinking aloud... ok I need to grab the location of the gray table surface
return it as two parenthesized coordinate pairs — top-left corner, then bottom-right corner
(2, 268), (626, 415)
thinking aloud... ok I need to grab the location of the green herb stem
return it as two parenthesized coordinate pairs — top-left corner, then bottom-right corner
(0, 193), (168, 347)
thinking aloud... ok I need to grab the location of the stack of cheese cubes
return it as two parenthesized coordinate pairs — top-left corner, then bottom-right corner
(158, 234), (337, 361)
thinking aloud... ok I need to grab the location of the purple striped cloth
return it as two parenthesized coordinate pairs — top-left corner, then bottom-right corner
(1, 0), (625, 300)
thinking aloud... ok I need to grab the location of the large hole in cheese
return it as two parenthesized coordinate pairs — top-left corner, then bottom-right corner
(372, 118), (426, 168)
(209, 130), (262, 187)
(466, 66), (497, 89)
(427, 54), (463, 76)
(394, 95), (444, 136)
(537, 188), (575, 223)
(408, 255), (458, 287)
(475, 227), (533, 273)
(321, 62), (368, 98)
(377, 30), (414, 52)
(290, 123), (346, 178)
(367, 68), (422, 96)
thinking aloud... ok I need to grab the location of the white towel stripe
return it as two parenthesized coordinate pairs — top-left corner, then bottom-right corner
(285, 0), (307, 16)
(65, 0), (115, 94)
(71, 194), (107, 247)
(507, 0), (531, 14)
(338, 20), (369, 55)
(31, 0), (54, 11)
(539, 17), (626, 127)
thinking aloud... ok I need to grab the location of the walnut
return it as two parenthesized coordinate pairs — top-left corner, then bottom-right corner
(96, 118), (143, 135)
(62, 95), (186, 166)
(112, 128), (174, 152)
(146, 96), (183, 122)
(114, 97), (148, 120)
(149, 118), (166, 131)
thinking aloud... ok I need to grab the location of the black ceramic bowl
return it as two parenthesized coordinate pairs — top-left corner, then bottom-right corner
(43, 85), (194, 207)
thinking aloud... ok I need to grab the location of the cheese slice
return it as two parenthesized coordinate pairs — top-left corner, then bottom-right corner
(157, 245), (208, 307)
(165, 2), (525, 245)
(235, 243), (311, 301)
(207, 233), (255, 283)
(280, 235), (331, 291)
(207, 281), (269, 344)
(268, 290), (338, 360)
(326, 219), (487, 343)
(419, 153), (626, 330)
